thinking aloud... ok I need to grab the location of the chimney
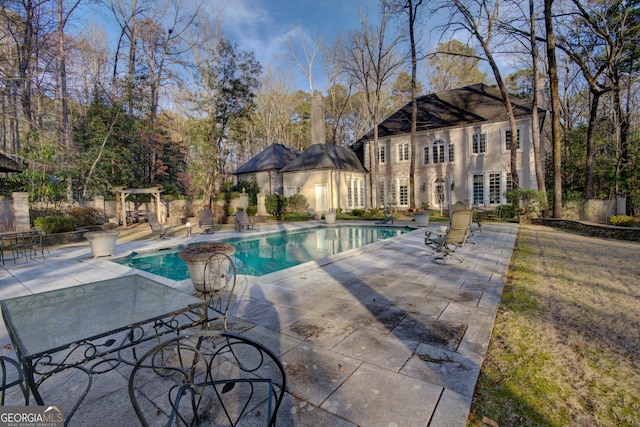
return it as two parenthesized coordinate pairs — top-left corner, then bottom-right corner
(311, 91), (325, 145)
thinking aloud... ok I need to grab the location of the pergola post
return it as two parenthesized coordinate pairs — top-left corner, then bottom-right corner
(112, 186), (164, 226)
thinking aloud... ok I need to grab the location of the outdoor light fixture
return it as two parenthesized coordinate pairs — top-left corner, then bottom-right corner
(421, 182), (426, 192)
(296, 187), (300, 193)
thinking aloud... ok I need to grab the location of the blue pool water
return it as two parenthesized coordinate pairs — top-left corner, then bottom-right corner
(117, 225), (411, 279)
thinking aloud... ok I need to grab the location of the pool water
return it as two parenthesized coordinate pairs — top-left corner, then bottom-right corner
(117, 225), (410, 279)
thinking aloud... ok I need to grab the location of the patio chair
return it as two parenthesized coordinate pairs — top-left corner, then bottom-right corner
(235, 211), (259, 232)
(203, 252), (237, 330)
(198, 208), (215, 233)
(425, 208), (473, 263)
(128, 331), (286, 427)
(1, 355), (28, 405)
(146, 212), (173, 239)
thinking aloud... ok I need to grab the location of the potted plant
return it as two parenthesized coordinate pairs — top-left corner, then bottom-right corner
(84, 230), (120, 257)
(414, 202), (433, 227)
(179, 243), (236, 293)
(324, 208), (337, 224)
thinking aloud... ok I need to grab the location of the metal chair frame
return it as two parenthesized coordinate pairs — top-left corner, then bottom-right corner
(128, 331), (286, 427)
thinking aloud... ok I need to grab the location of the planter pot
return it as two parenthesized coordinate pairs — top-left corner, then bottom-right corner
(179, 243), (236, 294)
(414, 211), (432, 227)
(324, 211), (337, 224)
(84, 231), (120, 257)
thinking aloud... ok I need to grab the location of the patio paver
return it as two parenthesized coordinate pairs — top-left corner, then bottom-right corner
(0, 220), (517, 426)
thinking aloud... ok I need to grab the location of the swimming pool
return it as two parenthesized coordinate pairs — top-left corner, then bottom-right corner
(116, 225), (411, 279)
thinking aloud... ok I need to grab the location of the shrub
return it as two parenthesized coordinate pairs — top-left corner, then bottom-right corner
(351, 209), (366, 217)
(34, 215), (77, 234)
(287, 193), (307, 212)
(608, 215), (639, 227)
(265, 194), (288, 219)
(226, 206), (234, 216)
(236, 207), (244, 212)
(506, 189), (547, 218)
(64, 207), (105, 227)
(246, 206), (258, 216)
(368, 208), (380, 216)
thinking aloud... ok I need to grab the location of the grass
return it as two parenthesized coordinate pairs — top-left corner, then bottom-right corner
(468, 225), (640, 427)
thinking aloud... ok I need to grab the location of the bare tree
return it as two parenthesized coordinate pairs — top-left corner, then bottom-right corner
(554, 0), (635, 199)
(443, 0), (522, 189)
(340, 5), (405, 208)
(288, 28), (324, 93)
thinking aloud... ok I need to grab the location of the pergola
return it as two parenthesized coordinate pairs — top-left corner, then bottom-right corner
(112, 186), (164, 226)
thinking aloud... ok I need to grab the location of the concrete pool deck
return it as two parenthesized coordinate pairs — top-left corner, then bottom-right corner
(0, 220), (518, 426)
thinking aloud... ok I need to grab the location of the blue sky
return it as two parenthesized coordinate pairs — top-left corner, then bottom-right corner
(212, 0), (381, 91)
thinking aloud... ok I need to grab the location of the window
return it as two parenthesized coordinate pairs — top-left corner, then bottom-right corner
(348, 178), (365, 209)
(504, 128), (521, 151)
(449, 143), (455, 163)
(399, 178), (409, 206)
(397, 143), (409, 162)
(470, 171), (515, 206)
(388, 181), (397, 206)
(472, 133), (487, 155)
(433, 139), (445, 164)
(489, 173), (501, 204)
(379, 182), (387, 207)
(506, 172), (520, 192)
(473, 174), (484, 205)
(423, 146), (430, 165)
(378, 145), (386, 164)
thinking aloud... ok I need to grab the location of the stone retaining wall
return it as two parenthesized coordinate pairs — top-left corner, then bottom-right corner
(531, 218), (640, 241)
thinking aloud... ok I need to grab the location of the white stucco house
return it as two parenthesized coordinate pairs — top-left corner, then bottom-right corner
(353, 83), (545, 211)
(235, 83), (545, 214)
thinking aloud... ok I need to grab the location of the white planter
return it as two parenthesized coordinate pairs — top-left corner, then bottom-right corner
(324, 211), (337, 224)
(84, 231), (120, 257)
(179, 243), (236, 294)
(414, 211), (432, 227)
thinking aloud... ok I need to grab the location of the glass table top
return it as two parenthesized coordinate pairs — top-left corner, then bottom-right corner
(1, 275), (205, 358)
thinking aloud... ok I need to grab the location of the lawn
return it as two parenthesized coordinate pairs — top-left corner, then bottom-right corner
(468, 224), (640, 427)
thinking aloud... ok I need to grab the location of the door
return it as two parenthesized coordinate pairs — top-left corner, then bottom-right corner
(315, 184), (328, 212)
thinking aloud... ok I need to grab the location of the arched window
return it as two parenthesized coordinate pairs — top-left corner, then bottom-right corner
(432, 139), (445, 164)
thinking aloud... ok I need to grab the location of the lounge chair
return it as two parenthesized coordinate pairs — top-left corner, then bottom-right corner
(424, 209), (473, 263)
(235, 211), (259, 232)
(146, 212), (173, 238)
(198, 208), (215, 233)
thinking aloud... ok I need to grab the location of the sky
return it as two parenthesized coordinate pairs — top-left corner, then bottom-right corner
(211, 0), (382, 91)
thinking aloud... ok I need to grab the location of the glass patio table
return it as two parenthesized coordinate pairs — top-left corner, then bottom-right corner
(0, 274), (208, 424)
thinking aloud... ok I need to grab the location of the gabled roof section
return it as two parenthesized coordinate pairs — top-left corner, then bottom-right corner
(357, 83), (538, 142)
(235, 143), (301, 174)
(280, 143), (366, 173)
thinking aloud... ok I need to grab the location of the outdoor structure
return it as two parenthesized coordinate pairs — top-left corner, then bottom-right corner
(112, 186), (164, 226)
(234, 84), (544, 214)
(353, 83), (545, 210)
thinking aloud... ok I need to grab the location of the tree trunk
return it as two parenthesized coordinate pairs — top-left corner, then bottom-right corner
(529, 0), (549, 216)
(545, 0), (563, 218)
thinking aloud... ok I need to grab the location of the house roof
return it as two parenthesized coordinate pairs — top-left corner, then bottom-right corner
(234, 143), (302, 174)
(0, 153), (23, 173)
(279, 143), (367, 173)
(356, 83), (538, 142)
